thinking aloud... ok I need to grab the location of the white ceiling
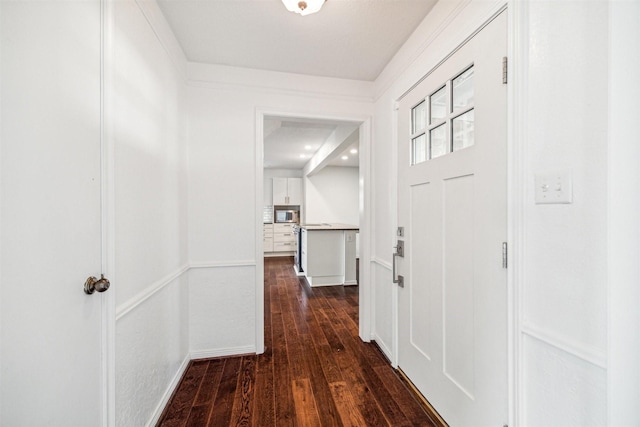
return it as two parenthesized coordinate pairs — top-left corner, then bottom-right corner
(156, 0), (438, 81)
(264, 117), (359, 170)
(156, 0), (436, 171)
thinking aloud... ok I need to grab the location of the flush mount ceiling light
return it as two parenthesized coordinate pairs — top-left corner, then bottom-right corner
(281, 0), (326, 16)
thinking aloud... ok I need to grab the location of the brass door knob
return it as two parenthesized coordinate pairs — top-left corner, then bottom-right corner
(84, 274), (110, 294)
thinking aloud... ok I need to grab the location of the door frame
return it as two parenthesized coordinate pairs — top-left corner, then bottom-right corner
(255, 109), (374, 351)
(102, 0), (117, 423)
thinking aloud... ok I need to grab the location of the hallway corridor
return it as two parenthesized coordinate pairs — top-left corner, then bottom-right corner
(158, 257), (436, 426)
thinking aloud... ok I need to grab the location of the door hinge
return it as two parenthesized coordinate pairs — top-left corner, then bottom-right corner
(502, 242), (508, 268)
(502, 56), (508, 84)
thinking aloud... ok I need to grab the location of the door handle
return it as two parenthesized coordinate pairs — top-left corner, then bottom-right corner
(393, 240), (404, 287)
(84, 274), (110, 294)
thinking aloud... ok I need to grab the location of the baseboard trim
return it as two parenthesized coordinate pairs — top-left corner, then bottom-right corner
(372, 335), (393, 362)
(146, 353), (191, 427)
(190, 345), (256, 360)
(397, 368), (449, 427)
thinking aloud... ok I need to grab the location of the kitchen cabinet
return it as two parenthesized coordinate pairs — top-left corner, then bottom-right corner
(273, 223), (297, 252)
(263, 224), (274, 252)
(273, 177), (302, 206)
(299, 224), (359, 287)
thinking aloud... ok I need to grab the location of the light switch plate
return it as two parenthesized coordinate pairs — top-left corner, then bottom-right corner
(534, 171), (573, 204)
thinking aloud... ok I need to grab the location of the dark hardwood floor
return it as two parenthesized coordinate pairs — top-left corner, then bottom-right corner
(157, 257), (437, 426)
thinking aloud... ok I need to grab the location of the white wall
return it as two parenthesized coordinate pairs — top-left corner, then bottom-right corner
(518, 2), (609, 425)
(263, 168), (303, 207)
(305, 166), (359, 226)
(111, 0), (189, 425)
(186, 63), (373, 357)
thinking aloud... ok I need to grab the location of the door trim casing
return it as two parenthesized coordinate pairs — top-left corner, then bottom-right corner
(101, 0), (116, 424)
(255, 109), (374, 351)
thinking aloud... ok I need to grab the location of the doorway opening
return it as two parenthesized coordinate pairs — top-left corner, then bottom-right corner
(255, 110), (373, 353)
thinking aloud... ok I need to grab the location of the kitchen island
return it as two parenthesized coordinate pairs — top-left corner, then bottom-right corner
(299, 223), (359, 287)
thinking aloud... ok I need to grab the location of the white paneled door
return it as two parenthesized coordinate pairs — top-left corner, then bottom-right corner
(396, 11), (508, 426)
(1, 0), (107, 425)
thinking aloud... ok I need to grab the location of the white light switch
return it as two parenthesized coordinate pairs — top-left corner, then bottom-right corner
(534, 171), (573, 204)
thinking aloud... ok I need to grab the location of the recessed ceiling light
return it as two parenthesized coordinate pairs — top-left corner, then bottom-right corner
(304, 145), (312, 150)
(350, 149), (358, 154)
(341, 156), (348, 160)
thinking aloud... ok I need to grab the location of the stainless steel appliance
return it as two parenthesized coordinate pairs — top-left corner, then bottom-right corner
(293, 225), (303, 274)
(274, 206), (300, 224)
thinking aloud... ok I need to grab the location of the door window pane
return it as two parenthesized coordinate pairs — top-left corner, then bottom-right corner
(412, 134), (427, 165)
(412, 101), (426, 134)
(452, 109), (474, 151)
(452, 66), (474, 111)
(429, 86), (446, 124)
(430, 125), (447, 159)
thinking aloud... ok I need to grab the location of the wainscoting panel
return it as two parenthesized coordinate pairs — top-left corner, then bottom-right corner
(522, 334), (606, 427)
(116, 272), (189, 427)
(372, 258), (394, 361)
(188, 264), (257, 354)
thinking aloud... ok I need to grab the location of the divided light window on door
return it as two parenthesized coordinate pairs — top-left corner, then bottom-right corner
(410, 65), (475, 165)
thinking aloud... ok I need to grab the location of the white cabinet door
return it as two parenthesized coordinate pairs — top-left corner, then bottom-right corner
(287, 177), (302, 205)
(1, 1), (106, 424)
(272, 177), (288, 205)
(273, 223), (296, 252)
(272, 177), (302, 205)
(263, 224), (274, 252)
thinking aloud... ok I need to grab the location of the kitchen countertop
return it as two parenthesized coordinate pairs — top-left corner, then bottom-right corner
(298, 223), (359, 231)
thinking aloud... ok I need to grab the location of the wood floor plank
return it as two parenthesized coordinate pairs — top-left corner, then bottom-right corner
(157, 257), (437, 427)
(329, 381), (368, 427)
(207, 358), (241, 427)
(271, 311), (295, 427)
(252, 351), (275, 427)
(291, 378), (322, 427)
(229, 356), (257, 426)
(373, 366), (438, 426)
(193, 359), (224, 406)
(158, 360), (210, 427)
(184, 404), (211, 427)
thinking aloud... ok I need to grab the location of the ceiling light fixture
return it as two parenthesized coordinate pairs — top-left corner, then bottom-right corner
(350, 149), (358, 154)
(341, 155), (348, 160)
(281, 0), (326, 16)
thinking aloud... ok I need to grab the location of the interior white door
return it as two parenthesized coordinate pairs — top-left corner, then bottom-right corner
(396, 11), (508, 426)
(1, 1), (106, 424)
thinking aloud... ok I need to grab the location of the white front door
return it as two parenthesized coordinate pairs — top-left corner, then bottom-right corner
(396, 11), (508, 426)
(1, 1), (107, 424)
